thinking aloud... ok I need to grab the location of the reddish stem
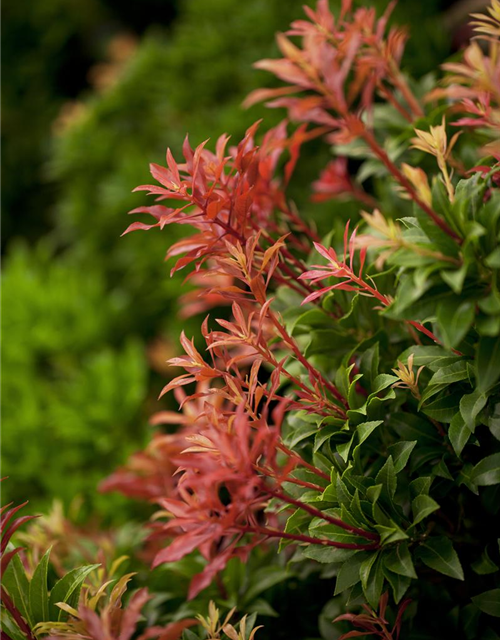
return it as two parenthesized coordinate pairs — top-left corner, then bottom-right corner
(361, 129), (461, 242)
(278, 443), (331, 481)
(236, 525), (379, 550)
(267, 487), (380, 541)
(377, 83), (413, 122)
(268, 309), (348, 410)
(282, 204), (322, 244)
(255, 465), (324, 492)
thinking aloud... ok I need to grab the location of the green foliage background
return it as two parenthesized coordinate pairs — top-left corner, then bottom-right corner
(2, 0), (453, 516)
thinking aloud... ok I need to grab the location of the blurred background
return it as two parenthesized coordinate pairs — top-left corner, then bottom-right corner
(1, 0), (478, 520)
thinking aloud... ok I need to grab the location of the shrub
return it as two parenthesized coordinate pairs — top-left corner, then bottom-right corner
(2, 0), (452, 515)
(4, 1), (500, 639)
(116, 0), (500, 636)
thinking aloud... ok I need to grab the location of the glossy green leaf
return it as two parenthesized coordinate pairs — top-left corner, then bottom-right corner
(409, 476), (432, 498)
(375, 456), (396, 501)
(476, 336), (500, 393)
(471, 589), (500, 618)
(389, 412), (441, 443)
(460, 389), (488, 431)
(449, 411), (471, 457)
(385, 542), (417, 579)
(360, 553), (384, 609)
(398, 345), (458, 369)
(471, 453), (500, 486)
(28, 547), (51, 624)
(303, 545), (356, 564)
(334, 552), (368, 595)
(387, 441), (417, 473)
(411, 495), (440, 526)
(437, 299), (475, 349)
(1, 549), (32, 626)
(471, 548), (499, 575)
(423, 394), (460, 423)
(488, 403), (500, 441)
(427, 360), (468, 386)
(417, 537), (464, 580)
(382, 567), (411, 604)
(48, 564), (100, 621)
(244, 567), (290, 603)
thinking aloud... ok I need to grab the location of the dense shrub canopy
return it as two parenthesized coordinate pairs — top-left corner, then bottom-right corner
(2, 1), (500, 639)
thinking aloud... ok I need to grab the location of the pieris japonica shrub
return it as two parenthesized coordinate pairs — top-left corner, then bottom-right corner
(2, 1), (500, 639)
(2, 0), (450, 515)
(118, 0), (500, 634)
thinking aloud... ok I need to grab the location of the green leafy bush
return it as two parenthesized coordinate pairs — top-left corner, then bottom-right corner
(1, 241), (149, 512)
(100, 0), (500, 636)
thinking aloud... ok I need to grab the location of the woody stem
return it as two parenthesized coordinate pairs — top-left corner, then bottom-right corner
(236, 525), (379, 550)
(266, 486), (380, 541)
(277, 443), (331, 481)
(268, 309), (349, 410)
(361, 128), (461, 242)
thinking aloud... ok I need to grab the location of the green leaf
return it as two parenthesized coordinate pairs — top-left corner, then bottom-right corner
(303, 546), (356, 564)
(390, 412), (441, 443)
(314, 421), (345, 452)
(476, 336), (500, 393)
(335, 363), (355, 400)
(385, 542), (417, 579)
(457, 463), (479, 495)
(374, 524), (408, 545)
(334, 552), (368, 595)
(427, 360), (468, 386)
(449, 411), (471, 457)
(488, 403), (500, 441)
(372, 374), (399, 393)
(461, 603), (481, 640)
(285, 417), (319, 448)
(471, 548), (499, 575)
(366, 484), (382, 504)
(360, 553), (384, 609)
(419, 383), (448, 408)
(441, 264), (468, 294)
(471, 589), (500, 617)
(375, 456), (396, 501)
(437, 299), (475, 349)
(352, 420), (383, 459)
(360, 343), (379, 387)
(409, 476), (432, 498)
(382, 567), (411, 604)
(49, 564), (100, 621)
(486, 247), (500, 268)
(423, 394), (460, 423)
(1, 550), (32, 626)
(336, 435), (354, 463)
(411, 495), (440, 526)
(246, 599), (278, 618)
(471, 453), (500, 486)
(398, 345), (457, 369)
(387, 441), (417, 473)
(417, 537), (464, 580)
(281, 509), (310, 551)
(28, 547), (51, 624)
(432, 457), (454, 480)
(243, 567), (290, 604)
(460, 389), (488, 432)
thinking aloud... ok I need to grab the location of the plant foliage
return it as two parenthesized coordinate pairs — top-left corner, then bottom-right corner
(3, 1), (500, 639)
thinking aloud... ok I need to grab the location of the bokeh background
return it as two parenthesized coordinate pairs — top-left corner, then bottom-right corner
(1, 0), (477, 521)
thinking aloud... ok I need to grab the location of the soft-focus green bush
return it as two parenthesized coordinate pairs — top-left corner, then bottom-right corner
(1, 241), (149, 513)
